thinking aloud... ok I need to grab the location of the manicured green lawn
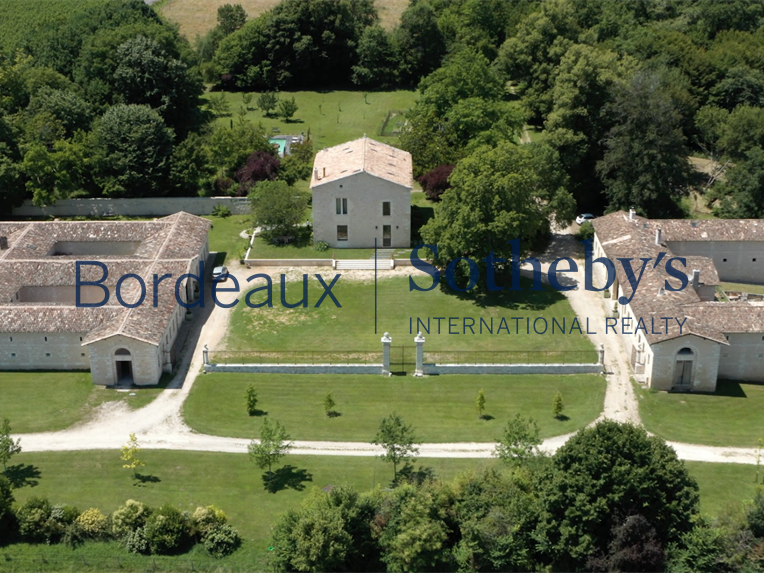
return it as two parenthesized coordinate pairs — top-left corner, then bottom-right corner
(1, 452), (758, 572)
(247, 240), (374, 260)
(686, 461), (763, 516)
(184, 373), (606, 442)
(224, 274), (597, 354)
(721, 282), (764, 295)
(639, 380), (764, 447)
(205, 90), (418, 149)
(5, 450), (486, 571)
(202, 214), (251, 265)
(0, 373), (164, 434)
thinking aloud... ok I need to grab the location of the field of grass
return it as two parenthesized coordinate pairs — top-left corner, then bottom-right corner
(157, 0), (407, 41)
(202, 214), (252, 265)
(0, 0), (103, 52)
(721, 282), (764, 295)
(5, 450), (485, 571)
(223, 274), (596, 353)
(639, 380), (764, 447)
(184, 373), (606, 441)
(687, 461), (763, 516)
(1, 451), (759, 572)
(204, 90), (417, 150)
(248, 240), (375, 260)
(0, 373), (165, 434)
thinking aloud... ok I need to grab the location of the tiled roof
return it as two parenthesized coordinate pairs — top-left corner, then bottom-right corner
(0, 213), (210, 346)
(310, 137), (413, 189)
(593, 211), (764, 345)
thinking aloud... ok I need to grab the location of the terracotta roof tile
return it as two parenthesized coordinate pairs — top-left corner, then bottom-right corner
(310, 137), (412, 189)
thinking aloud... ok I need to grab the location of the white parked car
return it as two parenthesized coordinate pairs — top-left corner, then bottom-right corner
(575, 213), (595, 225)
(212, 266), (229, 282)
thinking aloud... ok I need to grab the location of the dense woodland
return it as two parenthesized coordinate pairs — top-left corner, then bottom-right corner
(1, 0), (764, 230)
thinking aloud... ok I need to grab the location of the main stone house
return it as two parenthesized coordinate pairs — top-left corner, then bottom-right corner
(310, 137), (412, 249)
(0, 212), (210, 386)
(592, 210), (764, 392)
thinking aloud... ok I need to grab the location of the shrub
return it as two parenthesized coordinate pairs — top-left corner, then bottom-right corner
(575, 221), (595, 241)
(245, 384), (258, 416)
(203, 523), (242, 557)
(0, 476), (15, 531)
(62, 521), (85, 549)
(313, 240), (329, 252)
(47, 504), (80, 543)
(16, 497), (52, 542)
(417, 164), (454, 201)
(112, 500), (151, 539)
(192, 505), (227, 538)
(124, 526), (149, 554)
(144, 504), (192, 555)
(552, 392), (564, 419)
(748, 490), (764, 538)
(211, 204), (232, 218)
(76, 508), (109, 540)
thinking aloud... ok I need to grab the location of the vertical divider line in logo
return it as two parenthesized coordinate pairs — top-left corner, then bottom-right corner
(374, 238), (377, 334)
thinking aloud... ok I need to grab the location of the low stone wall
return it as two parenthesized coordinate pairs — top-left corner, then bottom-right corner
(13, 197), (250, 217)
(392, 259), (414, 267)
(421, 363), (603, 375)
(244, 259), (334, 267)
(205, 363), (384, 374)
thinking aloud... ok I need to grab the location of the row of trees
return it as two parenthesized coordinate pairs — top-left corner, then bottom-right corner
(270, 420), (764, 572)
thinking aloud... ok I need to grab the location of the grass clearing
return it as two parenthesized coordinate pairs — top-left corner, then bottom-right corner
(638, 380), (764, 447)
(721, 282), (764, 295)
(184, 373), (606, 441)
(6, 450), (486, 570)
(202, 214), (251, 265)
(224, 275), (596, 353)
(205, 90), (417, 149)
(687, 461), (763, 516)
(0, 373), (165, 433)
(158, 0), (407, 41)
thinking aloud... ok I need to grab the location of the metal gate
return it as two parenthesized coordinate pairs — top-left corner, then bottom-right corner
(389, 345), (416, 374)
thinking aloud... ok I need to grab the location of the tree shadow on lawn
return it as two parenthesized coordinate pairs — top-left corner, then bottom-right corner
(133, 473), (161, 486)
(675, 380), (747, 398)
(555, 414), (571, 422)
(2, 464), (41, 488)
(262, 465), (313, 493)
(249, 409), (268, 417)
(440, 276), (568, 311)
(326, 410), (342, 418)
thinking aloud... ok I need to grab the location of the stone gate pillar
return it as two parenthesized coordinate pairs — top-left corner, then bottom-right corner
(203, 344), (209, 365)
(414, 331), (425, 377)
(381, 332), (392, 376)
(598, 343), (605, 368)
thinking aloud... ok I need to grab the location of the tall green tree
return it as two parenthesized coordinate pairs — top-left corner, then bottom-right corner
(91, 104), (173, 197)
(249, 180), (309, 235)
(708, 146), (764, 218)
(536, 420), (699, 571)
(372, 412), (420, 481)
(392, 0), (446, 85)
(494, 413), (542, 465)
(597, 69), (694, 217)
(420, 141), (574, 272)
(351, 25), (398, 88)
(545, 44), (634, 210)
(217, 4), (247, 35)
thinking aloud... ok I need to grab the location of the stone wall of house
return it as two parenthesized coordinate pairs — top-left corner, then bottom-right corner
(717, 332), (764, 382)
(649, 335), (721, 392)
(88, 334), (162, 386)
(312, 171), (411, 248)
(667, 240), (764, 284)
(12, 197), (250, 218)
(0, 332), (90, 370)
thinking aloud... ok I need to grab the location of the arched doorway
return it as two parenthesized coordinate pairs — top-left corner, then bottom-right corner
(673, 347), (693, 388)
(114, 348), (133, 384)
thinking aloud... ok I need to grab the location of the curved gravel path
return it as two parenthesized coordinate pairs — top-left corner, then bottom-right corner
(14, 241), (761, 466)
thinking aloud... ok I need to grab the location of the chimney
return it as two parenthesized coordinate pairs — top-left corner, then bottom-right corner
(322, 167), (326, 178)
(691, 269), (700, 289)
(655, 227), (662, 246)
(0, 236), (7, 250)
(629, 208), (636, 220)
(314, 167), (319, 180)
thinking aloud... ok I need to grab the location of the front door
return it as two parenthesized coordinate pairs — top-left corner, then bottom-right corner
(673, 360), (692, 386)
(382, 225), (391, 247)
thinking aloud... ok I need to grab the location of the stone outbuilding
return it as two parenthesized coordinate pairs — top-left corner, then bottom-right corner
(0, 212), (210, 386)
(592, 210), (764, 392)
(310, 137), (412, 249)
